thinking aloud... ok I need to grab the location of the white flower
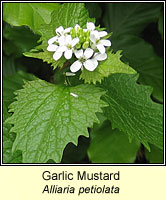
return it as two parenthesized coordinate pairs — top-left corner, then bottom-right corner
(47, 23), (111, 72)
(90, 30), (111, 54)
(90, 52), (107, 70)
(70, 48), (96, 72)
(83, 22), (96, 32)
(47, 36), (59, 52)
(48, 36), (58, 45)
(87, 22), (96, 31)
(53, 35), (80, 61)
(74, 24), (81, 29)
(55, 26), (72, 36)
(74, 24), (81, 33)
(47, 43), (58, 52)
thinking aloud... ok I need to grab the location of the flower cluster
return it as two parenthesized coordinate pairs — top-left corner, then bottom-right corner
(47, 22), (111, 72)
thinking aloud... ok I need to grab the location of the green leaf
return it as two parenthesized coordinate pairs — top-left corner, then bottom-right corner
(47, 136), (89, 164)
(3, 3), (60, 34)
(3, 55), (28, 78)
(3, 24), (40, 57)
(24, 3), (94, 70)
(145, 144), (163, 163)
(3, 56), (17, 77)
(112, 35), (163, 102)
(85, 3), (102, 23)
(3, 71), (35, 108)
(104, 3), (162, 37)
(103, 2), (163, 102)
(3, 123), (22, 163)
(3, 103), (22, 163)
(61, 136), (89, 163)
(6, 79), (107, 163)
(80, 50), (136, 84)
(158, 12), (163, 40)
(101, 74), (163, 150)
(88, 121), (140, 163)
(24, 50), (66, 70)
(45, 3), (94, 31)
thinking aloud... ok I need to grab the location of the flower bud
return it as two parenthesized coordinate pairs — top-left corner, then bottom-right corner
(79, 28), (83, 36)
(82, 41), (89, 49)
(76, 43), (81, 49)
(79, 36), (84, 43)
(71, 29), (76, 38)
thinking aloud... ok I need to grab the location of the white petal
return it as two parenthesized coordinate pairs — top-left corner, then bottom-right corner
(84, 48), (94, 59)
(71, 37), (80, 47)
(91, 43), (96, 50)
(48, 36), (58, 45)
(64, 27), (72, 34)
(87, 22), (95, 31)
(70, 60), (82, 72)
(96, 44), (105, 54)
(83, 28), (88, 32)
(95, 53), (107, 61)
(64, 49), (73, 59)
(53, 51), (63, 61)
(65, 35), (72, 45)
(90, 33), (96, 43)
(100, 39), (111, 46)
(83, 59), (96, 71)
(98, 31), (108, 38)
(74, 49), (83, 59)
(91, 58), (98, 69)
(56, 26), (64, 35)
(91, 30), (100, 39)
(58, 35), (65, 45)
(75, 24), (81, 29)
(56, 45), (67, 52)
(47, 44), (58, 52)
(70, 92), (78, 98)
